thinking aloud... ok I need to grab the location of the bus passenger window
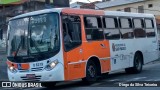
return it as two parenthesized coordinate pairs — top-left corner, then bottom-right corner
(103, 17), (120, 39)
(84, 16), (104, 40)
(133, 19), (146, 38)
(119, 18), (134, 39)
(62, 15), (82, 51)
(145, 19), (155, 37)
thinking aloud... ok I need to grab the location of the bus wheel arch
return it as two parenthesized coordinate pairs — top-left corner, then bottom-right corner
(82, 56), (101, 83)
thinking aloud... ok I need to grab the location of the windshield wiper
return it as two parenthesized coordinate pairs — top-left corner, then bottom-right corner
(14, 35), (23, 57)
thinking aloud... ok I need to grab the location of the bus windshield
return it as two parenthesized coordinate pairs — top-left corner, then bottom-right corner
(7, 13), (60, 62)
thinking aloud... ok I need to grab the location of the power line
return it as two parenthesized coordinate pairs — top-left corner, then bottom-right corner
(86, 0), (100, 9)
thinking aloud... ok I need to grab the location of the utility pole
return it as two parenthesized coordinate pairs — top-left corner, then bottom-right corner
(2, 5), (5, 24)
(28, 0), (31, 12)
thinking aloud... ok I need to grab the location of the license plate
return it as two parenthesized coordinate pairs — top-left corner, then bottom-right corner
(26, 74), (36, 79)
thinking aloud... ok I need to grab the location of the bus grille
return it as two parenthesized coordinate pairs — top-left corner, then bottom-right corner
(21, 76), (41, 81)
(18, 67), (43, 72)
(19, 69), (29, 72)
(31, 67), (43, 72)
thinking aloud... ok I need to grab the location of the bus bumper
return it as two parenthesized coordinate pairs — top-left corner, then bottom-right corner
(8, 63), (64, 81)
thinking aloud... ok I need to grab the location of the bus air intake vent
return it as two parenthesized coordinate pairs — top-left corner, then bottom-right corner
(31, 67), (43, 72)
(21, 75), (41, 81)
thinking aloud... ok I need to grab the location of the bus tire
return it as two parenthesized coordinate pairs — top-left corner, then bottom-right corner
(41, 82), (56, 88)
(82, 60), (97, 84)
(125, 53), (143, 74)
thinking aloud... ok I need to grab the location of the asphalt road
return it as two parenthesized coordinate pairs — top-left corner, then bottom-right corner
(0, 53), (160, 90)
(0, 52), (8, 81)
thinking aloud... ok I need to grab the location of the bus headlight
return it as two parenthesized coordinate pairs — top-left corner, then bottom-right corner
(8, 66), (17, 73)
(45, 60), (59, 71)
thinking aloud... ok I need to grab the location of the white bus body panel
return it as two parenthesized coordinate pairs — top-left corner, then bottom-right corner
(105, 11), (159, 71)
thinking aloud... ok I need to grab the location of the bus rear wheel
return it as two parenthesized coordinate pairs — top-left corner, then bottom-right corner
(125, 53), (143, 74)
(82, 61), (97, 84)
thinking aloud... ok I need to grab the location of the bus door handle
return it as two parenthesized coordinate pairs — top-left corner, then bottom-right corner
(100, 43), (106, 48)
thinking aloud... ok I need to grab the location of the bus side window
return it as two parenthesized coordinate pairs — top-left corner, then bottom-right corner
(84, 16), (104, 40)
(103, 17), (120, 40)
(119, 18), (134, 39)
(62, 15), (82, 51)
(145, 19), (155, 37)
(133, 19), (146, 38)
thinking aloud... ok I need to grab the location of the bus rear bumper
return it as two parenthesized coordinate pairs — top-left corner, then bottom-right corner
(8, 63), (64, 82)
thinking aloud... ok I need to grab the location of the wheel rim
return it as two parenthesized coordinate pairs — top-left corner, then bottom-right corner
(88, 65), (96, 78)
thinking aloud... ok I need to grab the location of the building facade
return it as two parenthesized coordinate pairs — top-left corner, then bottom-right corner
(70, 2), (87, 8)
(70, 1), (101, 9)
(96, 0), (160, 18)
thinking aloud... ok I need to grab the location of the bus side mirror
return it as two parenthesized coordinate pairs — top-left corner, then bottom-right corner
(0, 29), (3, 40)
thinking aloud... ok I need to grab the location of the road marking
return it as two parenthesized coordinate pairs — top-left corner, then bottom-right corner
(109, 79), (120, 82)
(154, 79), (160, 81)
(90, 83), (102, 86)
(145, 79), (154, 81)
(126, 77), (147, 81)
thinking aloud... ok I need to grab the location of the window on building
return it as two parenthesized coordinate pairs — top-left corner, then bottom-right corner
(145, 19), (155, 37)
(119, 18), (134, 39)
(124, 7), (131, 12)
(50, 0), (54, 4)
(103, 17), (120, 39)
(117, 9), (121, 11)
(138, 6), (144, 13)
(62, 15), (82, 51)
(133, 19), (146, 38)
(148, 4), (153, 8)
(84, 16), (104, 40)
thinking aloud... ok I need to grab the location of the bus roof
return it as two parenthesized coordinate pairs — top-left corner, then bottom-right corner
(10, 8), (104, 20)
(10, 8), (155, 20)
(10, 8), (63, 20)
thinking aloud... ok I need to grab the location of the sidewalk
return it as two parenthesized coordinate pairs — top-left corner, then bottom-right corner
(0, 47), (6, 61)
(0, 48), (6, 55)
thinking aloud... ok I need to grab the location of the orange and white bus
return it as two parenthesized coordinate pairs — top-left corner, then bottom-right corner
(7, 8), (159, 86)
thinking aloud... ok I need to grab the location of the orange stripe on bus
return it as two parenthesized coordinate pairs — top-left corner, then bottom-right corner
(7, 60), (30, 70)
(62, 8), (104, 15)
(6, 60), (18, 68)
(21, 64), (30, 70)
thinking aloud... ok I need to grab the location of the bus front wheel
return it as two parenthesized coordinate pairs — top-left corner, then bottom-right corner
(125, 53), (143, 74)
(82, 61), (98, 84)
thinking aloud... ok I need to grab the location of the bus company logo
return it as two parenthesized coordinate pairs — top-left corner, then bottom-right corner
(17, 64), (22, 70)
(112, 43), (126, 52)
(2, 82), (11, 88)
(112, 43), (116, 52)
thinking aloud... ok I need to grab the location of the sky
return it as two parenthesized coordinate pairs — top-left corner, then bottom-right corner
(71, 0), (102, 3)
